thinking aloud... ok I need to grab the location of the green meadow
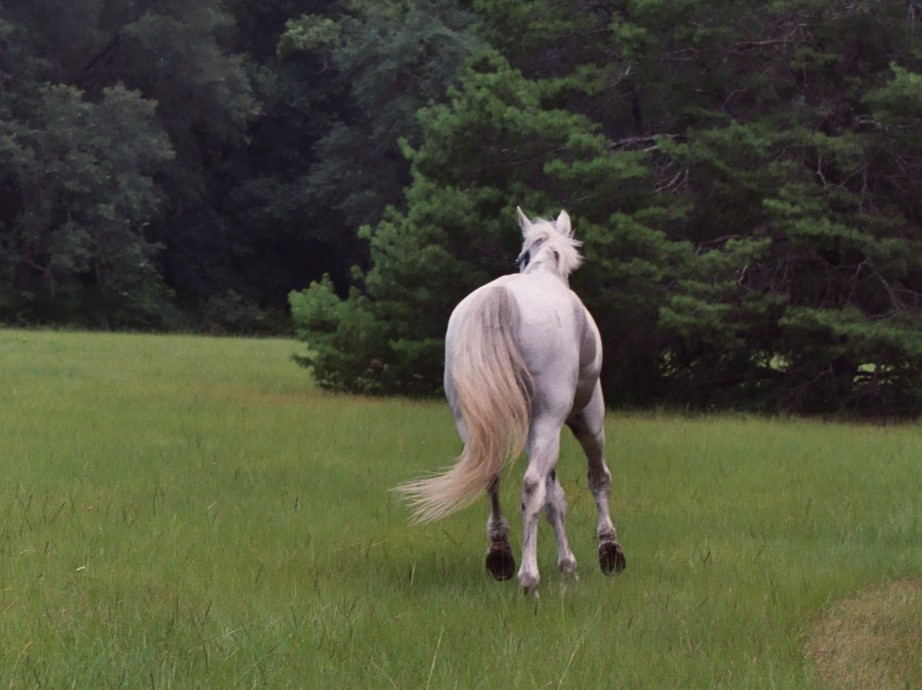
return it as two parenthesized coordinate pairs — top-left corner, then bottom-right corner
(1, 330), (920, 688)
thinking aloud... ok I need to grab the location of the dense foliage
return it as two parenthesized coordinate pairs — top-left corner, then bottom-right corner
(2, 1), (920, 416)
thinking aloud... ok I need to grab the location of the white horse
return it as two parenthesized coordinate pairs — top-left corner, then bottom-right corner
(398, 207), (625, 594)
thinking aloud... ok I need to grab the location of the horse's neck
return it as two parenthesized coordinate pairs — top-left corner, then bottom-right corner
(523, 261), (569, 287)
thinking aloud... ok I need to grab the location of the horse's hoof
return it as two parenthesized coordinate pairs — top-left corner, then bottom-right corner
(518, 571), (540, 594)
(558, 557), (579, 579)
(598, 540), (626, 575)
(485, 540), (515, 581)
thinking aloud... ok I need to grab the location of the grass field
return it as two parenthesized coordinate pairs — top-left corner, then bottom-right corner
(1, 330), (920, 688)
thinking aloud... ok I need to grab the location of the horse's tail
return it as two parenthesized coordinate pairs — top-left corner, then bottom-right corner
(397, 286), (532, 523)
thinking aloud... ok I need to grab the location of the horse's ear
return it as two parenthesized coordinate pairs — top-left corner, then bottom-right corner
(516, 206), (531, 236)
(555, 210), (572, 237)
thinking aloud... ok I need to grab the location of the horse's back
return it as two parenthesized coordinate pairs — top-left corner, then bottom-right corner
(447, 272), (601, 418)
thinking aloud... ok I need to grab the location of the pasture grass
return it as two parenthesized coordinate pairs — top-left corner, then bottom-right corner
(1, 329), (920, 688)
(809, 577), (922, 689)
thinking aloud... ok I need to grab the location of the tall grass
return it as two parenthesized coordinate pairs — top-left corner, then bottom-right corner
(1, 330), (920, 688)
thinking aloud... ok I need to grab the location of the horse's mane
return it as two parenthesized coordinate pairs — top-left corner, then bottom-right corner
(521, 218), (583, 277)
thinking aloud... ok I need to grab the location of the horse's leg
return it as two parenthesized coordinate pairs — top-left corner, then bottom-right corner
(544, 470), (578, 577)
(518, 417), (562, 594)
(485, 475), (515, 580)
(567, 381), (626, 574)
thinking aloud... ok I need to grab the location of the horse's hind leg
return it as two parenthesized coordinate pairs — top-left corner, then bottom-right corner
(485, 476), (515, 581)
(567, 382), (626, 575)
(544, 470), (578, 577)
(518, 416), (564, 593)
(448, 393), (515, 582)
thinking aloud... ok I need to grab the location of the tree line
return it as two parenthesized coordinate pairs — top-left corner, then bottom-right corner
(2, 1), (921, 417)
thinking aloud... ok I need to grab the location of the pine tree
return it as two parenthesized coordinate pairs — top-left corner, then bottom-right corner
(292, 0), (922, 417)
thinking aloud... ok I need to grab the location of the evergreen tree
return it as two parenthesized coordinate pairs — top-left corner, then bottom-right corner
(291, 50), (680, 396)
(292, 0), (922, 417)
(647, 1), (922, 414)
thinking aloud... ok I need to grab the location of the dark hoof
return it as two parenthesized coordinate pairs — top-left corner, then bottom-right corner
(599, 541), (626, 575)
(485, 540), (516, 581)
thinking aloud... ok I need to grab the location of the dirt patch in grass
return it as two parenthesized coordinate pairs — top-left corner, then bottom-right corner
(808, 577), (922, 689)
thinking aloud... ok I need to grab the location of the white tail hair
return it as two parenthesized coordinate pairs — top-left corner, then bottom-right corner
(396, 286), (532, 523)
